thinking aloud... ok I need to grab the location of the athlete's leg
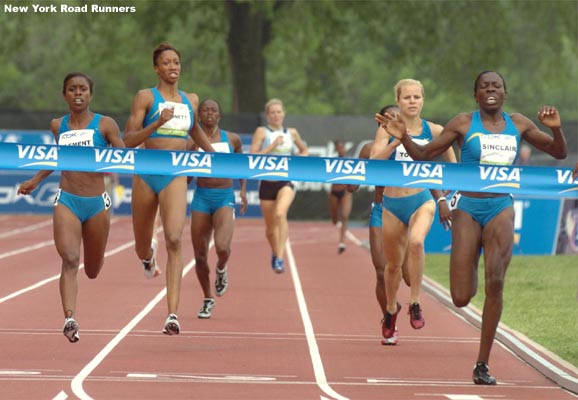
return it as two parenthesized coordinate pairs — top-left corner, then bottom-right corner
(449, 210), (483, 307)
(328, 192), (339, 225)
(478, 207), (514, 365)
(131, 175), (159, 261)
(191, 210), (213, 299)
(369, 225), (387, 316)
(339, 192), (353, 246)
(273, 185), (296, 260)
(53, 204), (82, 319)
(381, 209), (408, 315)
(260, 199), (277, 257)
(82, 208), (110, 279)
(212, 206), (235, 270)
(405, 200), (436, 304)
(158, 176), (187, 315)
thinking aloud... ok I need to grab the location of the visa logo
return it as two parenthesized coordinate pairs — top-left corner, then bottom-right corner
(401, 162), (443, 178)
(325, 159), (366, 175)
(248, 155), (289, 171)
(556, 169), (578, 184)
(171, 152), (212, 168)
(17, 144), (58, 161)
(479, 166), (520, 181)
(94, 148), (135, 164)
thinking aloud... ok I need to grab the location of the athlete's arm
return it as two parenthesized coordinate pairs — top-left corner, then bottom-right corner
(291, 128), (309, 156)
(123, 90), (169, 148)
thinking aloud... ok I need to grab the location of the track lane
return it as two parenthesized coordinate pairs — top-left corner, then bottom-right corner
(0, 217), (575, 399)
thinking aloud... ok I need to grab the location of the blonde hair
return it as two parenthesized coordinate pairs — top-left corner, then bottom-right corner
(394, 79), (425, 100)
(265, 98), (284, 113)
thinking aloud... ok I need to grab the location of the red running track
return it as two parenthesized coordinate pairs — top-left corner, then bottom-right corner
(0, 215), (576, 400)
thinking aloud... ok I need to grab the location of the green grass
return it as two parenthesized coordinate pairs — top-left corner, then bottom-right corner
(425, 254), (578, 368)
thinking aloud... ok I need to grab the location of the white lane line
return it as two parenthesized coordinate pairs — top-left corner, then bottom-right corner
(0, 218), (52, 239)
(0, 241), (134, 305)
(52, 390), (68, 400)
(0, 240), (53, 260)
(126, 373), (157, 379)
(70, 241), (209, 400)
(0, 370), (41, 375)
(346, 228), (578, 394)
(286, 239), (349, 400)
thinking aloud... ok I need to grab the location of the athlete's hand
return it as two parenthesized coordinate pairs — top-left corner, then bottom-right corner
(537, 106), (561, 129)
(438, 199), (452, 231)
(17, 180), (37, 195)
(572, 161), (578, 181)
(240, 191), (248, 215)
(272, 136), (284, 148)
(375, 111), (406, 140)
(158, 104), (175, 125)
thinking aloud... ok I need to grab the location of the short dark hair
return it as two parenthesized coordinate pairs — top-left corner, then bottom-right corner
(377, 105), (399, 126)
(199, 98), (222, 113)
(152, 42), (181, 66)
(62, 72), (94, 94)
(473, 70), (507, 94)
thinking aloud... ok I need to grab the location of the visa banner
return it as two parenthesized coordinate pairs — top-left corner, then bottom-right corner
(0, 143), (576, 198)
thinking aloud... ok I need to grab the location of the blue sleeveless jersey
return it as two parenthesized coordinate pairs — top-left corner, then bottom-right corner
(388, 119), (432, 161)
(461, 111), (520, 165)
(58, 113), (108, 147)
(144, 87), (193, 140)
(203, 129), (233, 153)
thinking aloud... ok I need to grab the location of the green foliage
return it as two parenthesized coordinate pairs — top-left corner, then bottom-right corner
(0, 0), (575, 118)
(425, 254), (578, 368)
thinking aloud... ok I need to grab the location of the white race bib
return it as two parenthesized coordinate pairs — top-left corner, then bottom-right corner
(269, 132), (293, 154)
(199, 142), (230, 153)
(479, 134), (517, 165)
(394, 138), (429, 161)
(157, 102), (191, 137)
(59, 129), (95, 147)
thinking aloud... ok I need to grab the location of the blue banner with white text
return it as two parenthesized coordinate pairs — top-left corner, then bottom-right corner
(2, 142), (576, 198)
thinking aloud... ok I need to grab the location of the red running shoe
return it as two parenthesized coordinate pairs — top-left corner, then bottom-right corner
(382, 303), (401, 339)
(409, 302), (425, 329)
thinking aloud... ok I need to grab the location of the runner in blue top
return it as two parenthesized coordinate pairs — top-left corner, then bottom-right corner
(18, 72), (124, 343)
(377, 70), (568, 385)
(189, 99), (247, 319)
(123, 42), (214, 336)
(370, 79), (454, 345)
(250, 99), (308, 273)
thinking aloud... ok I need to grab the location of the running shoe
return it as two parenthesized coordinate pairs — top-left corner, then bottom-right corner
(63, 317), (80, 343)
(215, 266), (228, 297)
(142, 238), (161, 279)
(198, 298), (215, 319)
(162, 313), (180, 335)
(472, 362), (497, 385)
(408, 302), (425, 329)
(273, 257), (284, 274)
(382, 303), (401, 339)
(380, 325), (398, 345)
(338, 243), (346, 254)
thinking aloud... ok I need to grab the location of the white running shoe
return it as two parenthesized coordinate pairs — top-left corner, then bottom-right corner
(142, 238), (161, 279)
(162, 313), (180, 335)
(198, 298), (215, 319)
(215, 266), (228, 297)
(63, 317), (80, 343)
